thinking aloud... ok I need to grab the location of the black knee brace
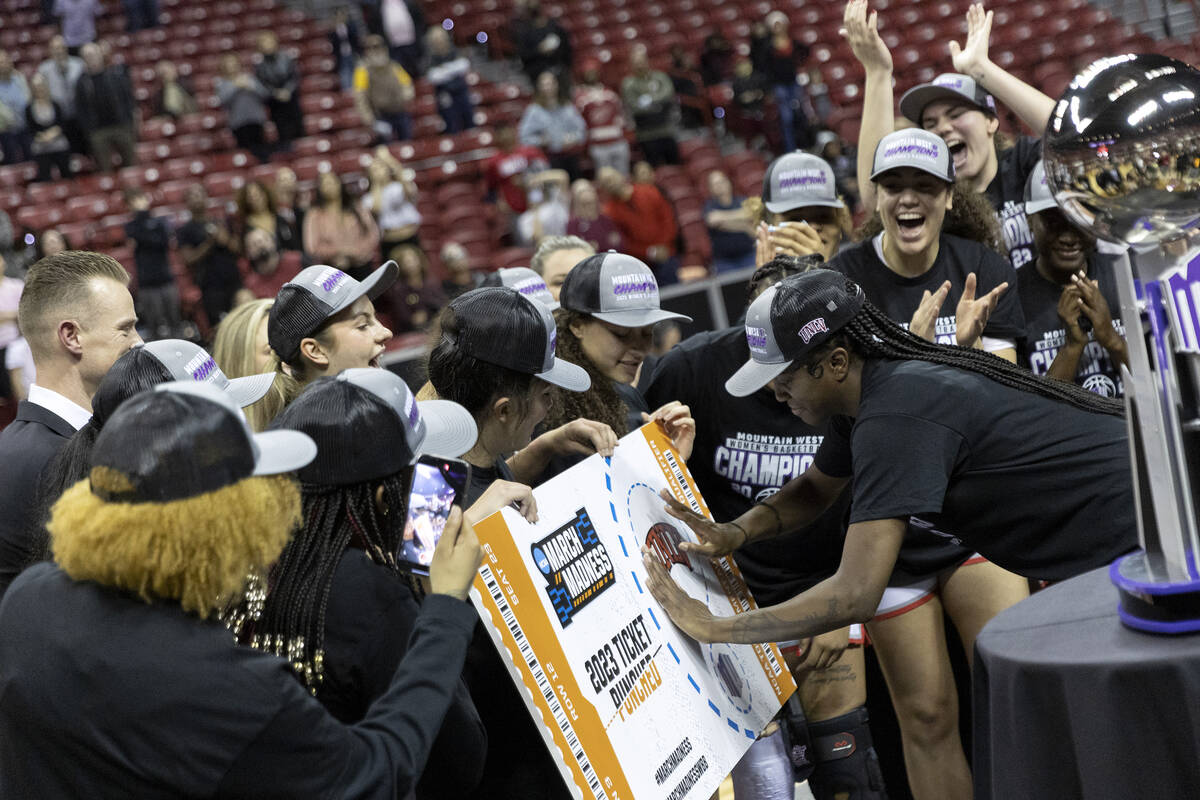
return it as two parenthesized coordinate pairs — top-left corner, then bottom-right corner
(806, 707), (888, 800)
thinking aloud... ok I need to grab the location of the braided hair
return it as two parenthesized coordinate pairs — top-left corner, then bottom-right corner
(251, 471), (417, 693)
(811, 291), (1125, 417)
(747, 253), (826, 301)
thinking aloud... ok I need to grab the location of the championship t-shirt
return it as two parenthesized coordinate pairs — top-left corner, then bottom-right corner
(1017, 253), (1126, 397)
(814, 359), (1136, 581)
(828, 233), (1026, 347)
(982, 136), (1041, 269)
(644, 327), (850, 605)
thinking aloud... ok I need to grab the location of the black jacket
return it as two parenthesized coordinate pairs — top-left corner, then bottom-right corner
(124, 210), (175, 288)
(0, 401), (73, 597)
(320, 550), (487, 799)
(73, 66), (135, 130)
(0, 562), (477, 799)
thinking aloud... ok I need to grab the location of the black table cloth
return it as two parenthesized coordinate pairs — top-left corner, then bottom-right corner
(974, 565), (1200, 799)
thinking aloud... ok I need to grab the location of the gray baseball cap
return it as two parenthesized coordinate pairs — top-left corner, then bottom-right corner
(1024, 160), (1057, 215)
(762, 152), (845, 214)
(336, 368), (478, 459)
(870, 128), (955, 183)
(155, 381), (318, 478)
(898, 73), (997, 123)
(141, 339), (276, 408)
(481, 266), (560, 310)
(726, 270), (865, 397)
(559, 252), (692, 328)
(268, 261), (399, 363)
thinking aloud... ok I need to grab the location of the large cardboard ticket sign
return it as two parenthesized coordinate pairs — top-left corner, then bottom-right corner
(470, 423), (796, 800)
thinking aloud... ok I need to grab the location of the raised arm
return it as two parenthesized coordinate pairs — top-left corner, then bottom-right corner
(949, 3), (1056, 134)
(841, 0), (894, 215)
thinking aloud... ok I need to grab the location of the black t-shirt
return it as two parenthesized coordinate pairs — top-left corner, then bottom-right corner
(644, 328), (850, 605)
(321, 549), (486, 799)
(814, 359), (1137, 581)
(982, 136), (1041, 269)
(463, 455), (515, 509)
(828, 233), (1026, 346)
(1017, 253), (1126, 397)
(176, 218), (242, 291)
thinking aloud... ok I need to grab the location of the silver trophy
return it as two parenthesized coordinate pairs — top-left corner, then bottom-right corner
(1043, 53), (1200, 632)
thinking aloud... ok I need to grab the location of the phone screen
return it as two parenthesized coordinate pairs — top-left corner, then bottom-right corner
(400, 456), (471, 574)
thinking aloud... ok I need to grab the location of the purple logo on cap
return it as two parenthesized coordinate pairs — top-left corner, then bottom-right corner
(746, 326), (770, 352)
(777, 168), (828, 192)
(798, 318), (828, 343)
(185, 352), (218, 382)
(312, 267), (349, 294)
(934, 76), (965, 89)
(514, 276), (549, 296)
(611, 273), (657, 302)
(883, 138), (941, 161)
(404, 391), (420, 428)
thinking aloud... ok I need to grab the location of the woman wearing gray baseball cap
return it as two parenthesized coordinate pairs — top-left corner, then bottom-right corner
(821, 124), (1032, 800)
(545, 251), (696, 456)
(747, 150), (853, 267)
(845, 0), (1057, 269)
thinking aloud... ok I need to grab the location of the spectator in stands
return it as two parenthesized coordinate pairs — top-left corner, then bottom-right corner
(53, 0), (99, 55)
(424, 27), (473, 135)
(573, 60), (629, 176)
(121, 0), (159, 32)
(37, 36), (84, 153)
(211, 298), (287, 431)
(177, 184), (243, 327)
(704, 169), (755, 273)
(150, 60), (197, 120)
(383, 244), (445, 333)
(813, 129), (859, 213)
(439, 242), (478, 299)
(700, 32), (734, 86)
(236, 179), (300, 255)
(484, 123), (547, 217)
(329, 6), (364, 91)
(381, 0), (426, 78)
(272, 166), (306, 241)
(620, 44), (680, 167)
(355, 35), (415, 142)
(363, 147), (421, 258)
(807, 67), (833, 126)
(216, 54), (271, 164)
(566, 178), (622, 253)
(515, 167), (570, 246)
(255, 32), (303, 152)
(530, 234), (593, 300)
(74, 43), (137, 173)
(729, 57), (768, 146)
(240, 227), (302, 301)
(0, 252), (139, 596)
(26, 75), (72, 182)
(35, 227), (68, 261)
(303, 171), (381, 280)
(122, 187), (180, 340)
(0, 51), (31, 167)
(751, 10), (813, 153)
(597, 166), (679, 284)
(0, 212), (33, 278)
(515, 0), (572, 88)
(668, 45), (706, 129)
(0, 256), (22, 404)
(518, 71), (585, 180)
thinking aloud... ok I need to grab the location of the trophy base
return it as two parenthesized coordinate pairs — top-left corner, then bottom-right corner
(1110, 551), (1200, 634)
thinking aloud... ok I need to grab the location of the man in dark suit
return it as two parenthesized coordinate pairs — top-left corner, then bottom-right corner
(0, 251), (140, 596)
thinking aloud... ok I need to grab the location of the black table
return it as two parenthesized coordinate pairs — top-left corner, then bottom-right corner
(973, 566), (1200, 799)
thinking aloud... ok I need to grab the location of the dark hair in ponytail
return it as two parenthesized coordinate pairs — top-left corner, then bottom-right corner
(804, 293), (1124, 417)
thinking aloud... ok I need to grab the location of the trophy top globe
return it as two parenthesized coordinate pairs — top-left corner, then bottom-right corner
(1043, 53), (1200, 246)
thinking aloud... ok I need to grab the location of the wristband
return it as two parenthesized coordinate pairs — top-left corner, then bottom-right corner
(757, 501), (783, 537)
(729, 521), (750, 549)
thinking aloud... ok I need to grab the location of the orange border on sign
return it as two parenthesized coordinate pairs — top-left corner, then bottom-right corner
(473, 511), (635, 800)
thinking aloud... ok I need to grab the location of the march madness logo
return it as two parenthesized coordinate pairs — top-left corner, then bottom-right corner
(531, 508), (615, 627)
